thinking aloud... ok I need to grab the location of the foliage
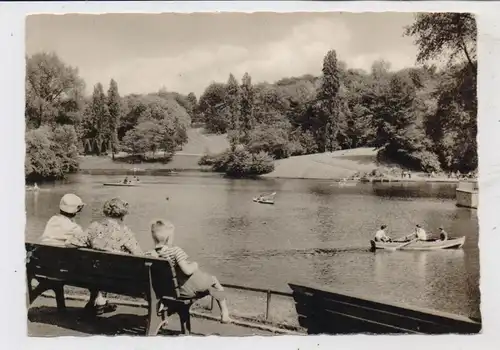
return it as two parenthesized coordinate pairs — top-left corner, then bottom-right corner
(318, 50), (342, 152)
(208, 147), (274, 177)
(25, 125), (79, 181)
(121, 120), (176, 161)
(26, 13), (477, 179)
(239, 72), (255, 143)
(246, 125), (290, 159)
(198, 82), (230, 134)
(81, 83), (111, 155)
(405, 13), (477, 72)
(107, 79), (122, 157)
(26, 52), (85, 129)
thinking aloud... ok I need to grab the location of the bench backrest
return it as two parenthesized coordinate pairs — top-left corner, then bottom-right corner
(26, 242), (182, 299)
(289, 283), (481, 334)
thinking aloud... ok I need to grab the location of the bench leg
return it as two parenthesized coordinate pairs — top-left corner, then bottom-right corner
(146, 299), (166, 336)
(28, 280), (51, 305)
(53, 283), (66, 311)
(179, 305), (191, 335)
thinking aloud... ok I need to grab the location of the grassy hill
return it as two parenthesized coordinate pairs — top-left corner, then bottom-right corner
(264, 148), (380, 179)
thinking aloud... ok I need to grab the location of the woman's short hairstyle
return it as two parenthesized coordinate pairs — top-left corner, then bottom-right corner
(103, 197), (129, 218)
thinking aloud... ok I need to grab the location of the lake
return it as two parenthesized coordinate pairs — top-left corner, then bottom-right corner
(25, 173), (480, 318)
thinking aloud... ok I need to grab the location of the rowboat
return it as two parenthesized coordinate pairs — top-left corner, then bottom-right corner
(370, 236), (466, 251)
(103, 182), (140, 187)
(253, 198), (275, 205)
(253, 192), (276, 205)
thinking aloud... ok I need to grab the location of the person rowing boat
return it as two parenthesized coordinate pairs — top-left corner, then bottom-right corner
(404, 224), (428, 241)
(374, 225), (392, 242)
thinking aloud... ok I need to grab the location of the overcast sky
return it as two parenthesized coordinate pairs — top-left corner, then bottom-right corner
(26, 13), (419, 96)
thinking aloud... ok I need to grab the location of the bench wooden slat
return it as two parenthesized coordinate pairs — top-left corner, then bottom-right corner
(289, 283), (481, 335)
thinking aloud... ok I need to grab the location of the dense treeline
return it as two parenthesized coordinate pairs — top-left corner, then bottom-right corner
(25, 54), (196, 180)
(25, 13), (476, 180)
(199, 14), (477, 176)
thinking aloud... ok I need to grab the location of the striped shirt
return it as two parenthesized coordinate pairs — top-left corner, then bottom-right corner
(148, 245), (189, 267)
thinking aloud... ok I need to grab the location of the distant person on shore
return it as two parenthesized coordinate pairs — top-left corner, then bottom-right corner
(439, 227), (448, 241)
(123, 176), (129, 184)
(146, 220), (232, 324)
(68, 197), (143, 315)
(374, 225), (391, 242)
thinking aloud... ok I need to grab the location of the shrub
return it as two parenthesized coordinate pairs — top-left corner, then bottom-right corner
(25, 125), (80, 181)
(208, 147), (275, 178)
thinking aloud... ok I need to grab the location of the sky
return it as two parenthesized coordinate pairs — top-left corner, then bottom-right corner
(26, 13), (419, 96)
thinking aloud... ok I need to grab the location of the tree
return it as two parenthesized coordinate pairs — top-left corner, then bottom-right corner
(25, 52), (85, 129)
(240, 72), (255, 142)
(121, 120), (177, 162)
(198, 82), (229, 134)
(405, 13), (477, 73)
(107, 79), (121, 159)
(225, 74), (241, 135)
(406, 13), (477, 172)
(186, 92), (199, 122)
(81, 83), (111, 155)
(25, 125), (80, 180)
(318, 50), (342, 151)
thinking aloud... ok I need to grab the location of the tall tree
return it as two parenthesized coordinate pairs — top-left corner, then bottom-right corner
(82, 83), (111, 155)
(25, 52), (85, 129)
(186, 92), (198, 122)
(240, 72), (255, 143)
(198, 82), (229, 134)
(107, 79), (121, 160)
(225, 74), (241, 132)
(405, 13), (477, 73)
(318, 50), (341, 151)
(406, 12), (477, 172)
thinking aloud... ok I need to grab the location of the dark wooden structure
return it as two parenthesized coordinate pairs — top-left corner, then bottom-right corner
(289, 283), (481, 334)
(26, 242), (205, 336)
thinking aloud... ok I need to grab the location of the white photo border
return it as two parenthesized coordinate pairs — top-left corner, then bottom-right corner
(1, 1), (498, 349)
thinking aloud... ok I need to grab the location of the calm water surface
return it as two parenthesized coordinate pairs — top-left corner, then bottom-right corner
(25, 174), (480, 318)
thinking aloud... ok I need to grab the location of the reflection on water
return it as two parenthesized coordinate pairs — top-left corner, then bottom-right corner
(25, 174), (479, 317)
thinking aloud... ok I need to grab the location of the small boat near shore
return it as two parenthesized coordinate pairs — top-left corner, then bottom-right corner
(370, 236), (466, 251)
(253, 192), (276, 205)
(103, 182), (140, 187)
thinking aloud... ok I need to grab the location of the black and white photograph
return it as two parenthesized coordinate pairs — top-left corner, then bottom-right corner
(23, 11), (480, 336)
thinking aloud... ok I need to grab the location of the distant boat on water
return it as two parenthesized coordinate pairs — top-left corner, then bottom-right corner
(253, 192), (276, 205)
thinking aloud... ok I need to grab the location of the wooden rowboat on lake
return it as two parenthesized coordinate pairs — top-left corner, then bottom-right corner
(253, 192), (276, 205)
(103, 182), (140, 187)
(370, 236), (466, 251)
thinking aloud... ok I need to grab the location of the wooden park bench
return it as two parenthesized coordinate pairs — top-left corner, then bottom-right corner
(26, 242), (206, 336)
(289, 283), (481, 335)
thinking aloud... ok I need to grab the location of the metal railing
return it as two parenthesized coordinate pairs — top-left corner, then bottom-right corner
(209, 282), (293, 321)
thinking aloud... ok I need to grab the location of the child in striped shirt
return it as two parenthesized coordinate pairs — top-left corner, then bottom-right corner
(147, 220), (232, 324)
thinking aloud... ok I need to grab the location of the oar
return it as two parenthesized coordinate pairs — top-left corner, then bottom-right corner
(386, 238), (417, 252)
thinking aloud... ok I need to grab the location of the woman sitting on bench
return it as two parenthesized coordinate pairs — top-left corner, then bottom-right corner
(68, 197), (144, 315)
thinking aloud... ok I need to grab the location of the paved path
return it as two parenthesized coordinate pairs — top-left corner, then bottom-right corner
(28, 297), (275, 337)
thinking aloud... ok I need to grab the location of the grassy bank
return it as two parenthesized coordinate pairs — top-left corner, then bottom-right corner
(264, 147), (465, 182)
(78, 126), (470, 182)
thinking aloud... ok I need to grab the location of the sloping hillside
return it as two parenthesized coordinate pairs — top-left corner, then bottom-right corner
(177, 128), (230, 155)
(264, 148), (380, 179)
